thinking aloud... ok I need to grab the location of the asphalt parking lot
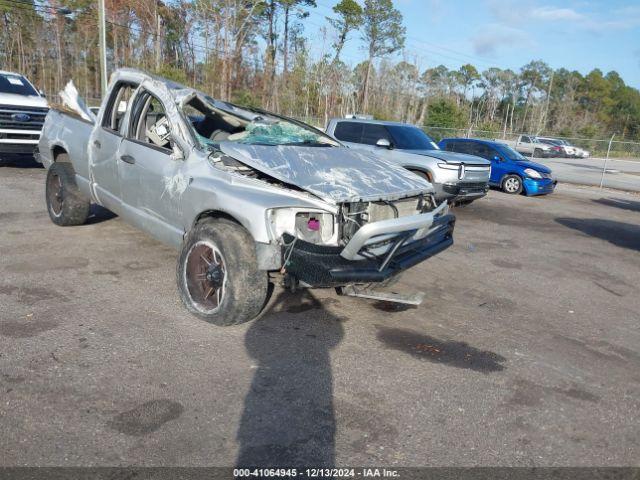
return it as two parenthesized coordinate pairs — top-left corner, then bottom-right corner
(541, 156), (640, 192)
(1, 158), (639, 467)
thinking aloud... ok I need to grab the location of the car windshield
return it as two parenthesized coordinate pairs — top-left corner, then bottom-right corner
(185, 95), (339, 149)
(0, 74), (38, 96)
(500, 144), (527, 160)
(386, 125), (439, 150)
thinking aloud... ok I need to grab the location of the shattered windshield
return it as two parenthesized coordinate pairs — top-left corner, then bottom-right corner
(232, 118), (337, 147)
(185, 96), (339, 150)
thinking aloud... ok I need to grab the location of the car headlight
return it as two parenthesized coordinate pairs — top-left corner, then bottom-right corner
(437, 163), (458, 170)
(267, 208), (336, 245)
(524, 168), (542, 179)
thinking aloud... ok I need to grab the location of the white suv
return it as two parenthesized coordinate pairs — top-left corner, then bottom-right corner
(0, 71), (48, 160)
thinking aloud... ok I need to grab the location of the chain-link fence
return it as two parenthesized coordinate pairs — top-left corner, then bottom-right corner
(422, 126), (640, 161)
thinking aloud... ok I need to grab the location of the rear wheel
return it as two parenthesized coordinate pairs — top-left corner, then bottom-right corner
(501, 174), (523, 195)
(45, 158), (90, 226)
(177, 218), (268, 325)
(534, 148), (543, 158)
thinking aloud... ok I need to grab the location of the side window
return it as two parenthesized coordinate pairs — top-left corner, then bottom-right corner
(449, 141), (473, 155)
(333, 122), (363, 143)
(128, 91), (172, 152)
(444, 141), (457, 152)
(520, 135), (531, 143)
(361, 124), (391, 145)
(472, 144), (493, 159)
(102, 82), (137, 134)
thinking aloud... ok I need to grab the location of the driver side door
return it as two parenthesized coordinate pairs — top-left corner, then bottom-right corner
(117, 89), (187, 248)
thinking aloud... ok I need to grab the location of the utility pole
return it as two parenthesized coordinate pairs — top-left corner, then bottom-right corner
(599, 133), (616, 189)
(98, 0), (107, 98)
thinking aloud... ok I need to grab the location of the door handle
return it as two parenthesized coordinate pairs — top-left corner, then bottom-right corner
(93, 140), (101, 149)
(120, 154), (136, 164)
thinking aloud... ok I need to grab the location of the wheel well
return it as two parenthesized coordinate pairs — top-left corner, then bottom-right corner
(408, 168), (433, 182)
(193, 210), (243, 229)
(52, 146), (69, 162)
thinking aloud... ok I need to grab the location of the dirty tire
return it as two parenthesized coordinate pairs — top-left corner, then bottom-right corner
(177, 218), (268, 326)
(533, 148), (543, 158)
(45, 158), (90, 226)
(501, 174), (523, 195)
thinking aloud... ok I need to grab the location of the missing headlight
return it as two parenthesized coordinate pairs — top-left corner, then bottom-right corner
(267, 208), (337, 245)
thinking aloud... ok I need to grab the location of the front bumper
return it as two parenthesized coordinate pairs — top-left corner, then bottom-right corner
(442, 181), (489, 200)
(0, 142), (38, 155)
(523, 177), (557, 196)
(281, 208), (455, 287)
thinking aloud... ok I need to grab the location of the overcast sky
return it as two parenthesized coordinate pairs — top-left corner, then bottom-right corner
(306, 0), (640, 87)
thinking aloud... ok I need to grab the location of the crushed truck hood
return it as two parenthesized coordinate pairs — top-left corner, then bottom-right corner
(397, 149), (490, 165)
(219, 143), (433, 204)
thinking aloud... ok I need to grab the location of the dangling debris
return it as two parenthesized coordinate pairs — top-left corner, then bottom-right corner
(58, 80), (96, 123)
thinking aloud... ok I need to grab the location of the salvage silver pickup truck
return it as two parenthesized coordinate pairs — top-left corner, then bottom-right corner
(38, 69), (455, 325)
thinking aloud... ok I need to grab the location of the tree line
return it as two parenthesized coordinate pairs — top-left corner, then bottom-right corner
(1, 0), (639, 141)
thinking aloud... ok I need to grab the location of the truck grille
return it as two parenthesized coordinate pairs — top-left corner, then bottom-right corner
(0, 132), (40, 140)
(458, 181), (488, 191)
(462, 166), (490, 182)
(340, 195), (430, 244)
(0, 104), (48, 131)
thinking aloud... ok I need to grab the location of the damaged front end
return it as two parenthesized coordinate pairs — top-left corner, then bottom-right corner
(274, 197), (455, 288)
(177, 92), (455, 289)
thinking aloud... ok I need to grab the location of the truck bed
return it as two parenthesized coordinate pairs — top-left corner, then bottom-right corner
(38, 109), (94, 181)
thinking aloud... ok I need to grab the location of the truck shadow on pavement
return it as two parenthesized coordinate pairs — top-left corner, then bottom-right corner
(556, 217), (640, 252)
(592, 197), (640, 213)
(236, 289), (344, 468)
(85, 204), (117, 224)
(376, 326), (506, 373)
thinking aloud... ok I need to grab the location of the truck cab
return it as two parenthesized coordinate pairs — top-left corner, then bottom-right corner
(497, 134), (552, 158)
(0, 71), (48, 161)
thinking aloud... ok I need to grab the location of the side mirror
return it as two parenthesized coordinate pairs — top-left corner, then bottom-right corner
(376, 138), (392, 149)
(38, 89), (46, 98)
(492, 155), (502, 162)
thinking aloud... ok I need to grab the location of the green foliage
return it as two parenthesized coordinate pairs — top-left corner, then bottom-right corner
(362, 0), (406, 57)
(328, 0), (363, 63)
(231, 90), (262, 109)
(154, 66), (188, 85)
(424, 99), (466, 128)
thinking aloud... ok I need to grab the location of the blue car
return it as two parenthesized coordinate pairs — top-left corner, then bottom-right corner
(437, 138), (557, 196)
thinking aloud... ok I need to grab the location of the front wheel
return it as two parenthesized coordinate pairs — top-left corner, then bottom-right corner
(45, 159), (90, 226)
(501, 175), (523, 195)
(176, 218), (268, 326)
